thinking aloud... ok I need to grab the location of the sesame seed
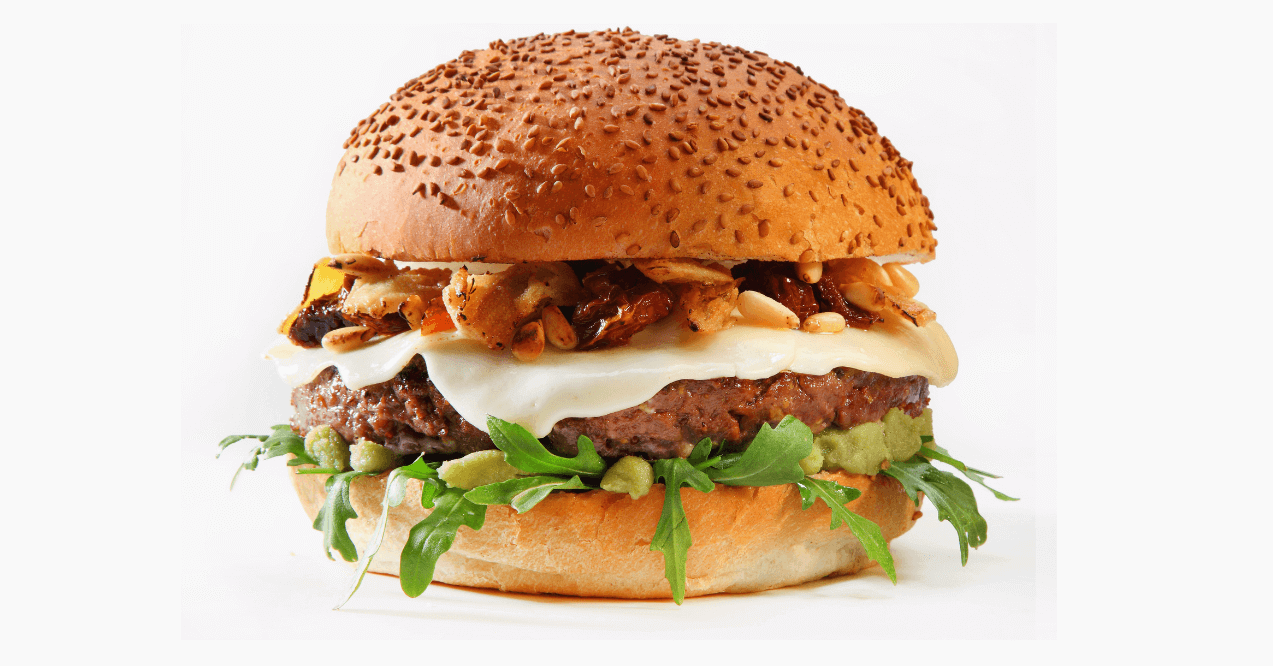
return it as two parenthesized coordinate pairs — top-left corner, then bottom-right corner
(783, 184), (794, 197)
(635, 165), (651, 180)
(725, 167), (741, 177)
(688, 166), (703, 177)
(758, 219), (770, 237)
(608, 163), (624, 174)
(746, 179), (763, 188)
(718, 193), (734, 202)
(620, 185), (635, 195)
(604, 124), (620, 132)
(585, 184), (597, 197)
(552, 181), (564, 193)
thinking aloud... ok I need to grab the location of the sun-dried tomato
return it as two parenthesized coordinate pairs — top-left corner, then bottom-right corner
(812, 274), (882, 330)
(288, 293), (355, 348)
(573, 264), (673, 350)
(341, 309), (413, 336)
(734, 262), (820, 321)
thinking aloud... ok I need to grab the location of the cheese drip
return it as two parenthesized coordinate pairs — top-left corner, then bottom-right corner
(265, 319), (957, 438)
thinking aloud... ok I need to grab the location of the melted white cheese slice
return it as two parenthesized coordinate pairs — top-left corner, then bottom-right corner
(265, 318), (957, 438)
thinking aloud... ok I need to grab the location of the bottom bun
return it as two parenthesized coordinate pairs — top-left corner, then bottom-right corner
(291, 469), (922, 599)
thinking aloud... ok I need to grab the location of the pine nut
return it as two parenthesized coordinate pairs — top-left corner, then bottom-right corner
(801, 311), (846, 333)
(511, 320), (545, 361)
(321, 326), (375, 352)
(795, 260), (823, 284)
(825, 257), (891, 289)
(841, 282), (889, 312)
(541, 305), (578, 350)
(737, 290), (800, 329)
(882, 262), (920, 298)
(327, 253), (397, 279)
(398, 295), (427, 328)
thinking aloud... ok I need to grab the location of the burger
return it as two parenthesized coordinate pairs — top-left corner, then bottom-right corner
(220, 28), (1013, 605)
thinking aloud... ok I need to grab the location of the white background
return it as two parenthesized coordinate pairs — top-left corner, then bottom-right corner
(182, 24), (1054, 639)
(5, 0), (1268, 657)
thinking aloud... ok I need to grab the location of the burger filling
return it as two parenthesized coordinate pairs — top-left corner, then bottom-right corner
(293, 358), (928, 460)
(223, 252), (1012, 605)
(280, 254), (937, 360)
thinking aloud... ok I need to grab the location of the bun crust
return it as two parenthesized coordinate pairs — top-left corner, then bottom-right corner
(327, 29), (936, 265)
(291, 468), (921, 599)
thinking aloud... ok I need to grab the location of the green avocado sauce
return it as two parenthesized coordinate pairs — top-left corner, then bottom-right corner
(800, 408), (933, 475)
(350, 438), (400, 473)
(600, 456), (655, 499)
(304, 425), (350, 472)
(438, 449), (523, 489)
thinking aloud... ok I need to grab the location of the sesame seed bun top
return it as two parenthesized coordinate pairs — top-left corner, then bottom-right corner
(326, 28), (937, 264)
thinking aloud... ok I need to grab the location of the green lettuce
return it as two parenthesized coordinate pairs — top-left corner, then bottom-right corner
(650, 458), (714, 604)
(794, 477), (896, 583)
(223, 415), (1014, 606)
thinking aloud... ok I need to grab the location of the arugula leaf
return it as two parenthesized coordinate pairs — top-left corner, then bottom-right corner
(650, 458), (714, 605)
(883, 457), (987, 565)
(293, 467), (341, 475)
(400, 485), (487, 597)
(704, 416), (810, 486)
(486, 416), (606, 477)
(217, 433), (266, 454)
(259, 425), (319, 467)
(686, 438), (722, 470)
(795, 477), (897, 583)
(336, 458), (441, 609)
(464, 475), (589, 513)
(919, 444), (1018, 501)
(314, 471), (372, 562)
(228, 441), (265, 490)
(219, 425), (323, 489)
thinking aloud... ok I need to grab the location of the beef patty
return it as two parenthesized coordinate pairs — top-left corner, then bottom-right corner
(291, 356), (929, 460)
